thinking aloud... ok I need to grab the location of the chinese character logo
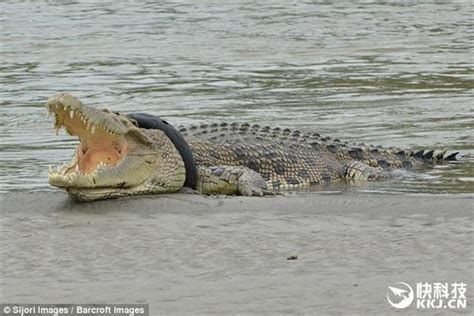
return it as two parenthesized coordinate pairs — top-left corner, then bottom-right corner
(387, 282), (414, 309)
(416, 282), (467, 309)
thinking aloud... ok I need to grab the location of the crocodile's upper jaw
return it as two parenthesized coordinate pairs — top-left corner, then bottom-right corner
(46, 93), (183, 201)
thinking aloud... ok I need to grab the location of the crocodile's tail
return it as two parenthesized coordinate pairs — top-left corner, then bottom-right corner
(336, 146), (462, 170)
(287, 130), (463, 170)
(309, 134), (462, 170)
(408, 149), (460, 161)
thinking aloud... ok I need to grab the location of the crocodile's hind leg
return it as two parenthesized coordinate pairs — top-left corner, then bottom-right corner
(343, 161), (390, 181)
(196, 165), (274, 196)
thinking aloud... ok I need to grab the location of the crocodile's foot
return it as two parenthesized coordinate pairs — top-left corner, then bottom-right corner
(238, 169), (277, 196)
(196, 165), (276, 196)
(343, 160), (388, 181)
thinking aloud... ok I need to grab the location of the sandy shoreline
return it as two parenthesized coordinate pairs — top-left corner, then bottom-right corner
(1, 192), (472, 315)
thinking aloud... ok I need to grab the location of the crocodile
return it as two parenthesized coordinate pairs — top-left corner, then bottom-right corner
(46, 93), (459, 201)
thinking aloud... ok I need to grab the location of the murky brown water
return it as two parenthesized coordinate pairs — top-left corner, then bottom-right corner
(1, 1), (473, 193)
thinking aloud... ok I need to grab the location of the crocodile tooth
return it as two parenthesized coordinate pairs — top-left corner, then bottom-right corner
(70, 111), (74, 119)
(48, 165), (53, 173)
(75, 164), (79, 172)
(91, 125), (96, 134)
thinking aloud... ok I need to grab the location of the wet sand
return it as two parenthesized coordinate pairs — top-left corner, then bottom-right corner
(0, 192), (472, 315)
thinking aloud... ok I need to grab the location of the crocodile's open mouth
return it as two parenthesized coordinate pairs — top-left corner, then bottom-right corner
(45, 93), (183, 200)
(47, 94), (129, 179)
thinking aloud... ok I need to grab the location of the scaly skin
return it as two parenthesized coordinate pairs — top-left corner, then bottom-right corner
(179, 123), (454, 191)
(46, 93), (458, 201)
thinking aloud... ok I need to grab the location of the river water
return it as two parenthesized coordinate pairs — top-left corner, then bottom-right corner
(1, 1), (473, 194)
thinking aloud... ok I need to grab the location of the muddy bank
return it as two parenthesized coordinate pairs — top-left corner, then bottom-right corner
(1, 192), (472, 315)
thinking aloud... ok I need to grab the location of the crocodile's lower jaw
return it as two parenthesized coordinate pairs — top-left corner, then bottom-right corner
(65, 187), (135, 201)
(65, 183), (181, 201)
(48, 168), (98, 188)
(47, 149), (124, 189)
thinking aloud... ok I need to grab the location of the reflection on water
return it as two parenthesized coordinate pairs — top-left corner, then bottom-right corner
(1, 1), (473, 193)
